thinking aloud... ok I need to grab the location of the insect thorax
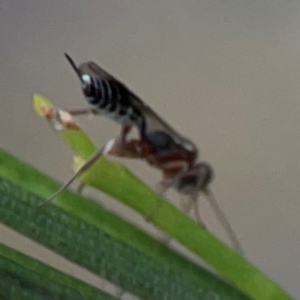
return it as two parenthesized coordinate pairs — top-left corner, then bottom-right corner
(144, 131), (179, 154)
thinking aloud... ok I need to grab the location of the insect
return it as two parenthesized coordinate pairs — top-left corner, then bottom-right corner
(42, 53), (243, 253)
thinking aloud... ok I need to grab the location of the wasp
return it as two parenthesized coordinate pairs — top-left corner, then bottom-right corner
(43, 54), (243, 253)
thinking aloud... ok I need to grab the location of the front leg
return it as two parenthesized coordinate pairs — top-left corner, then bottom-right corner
(39, 125), (136, 206)
(67, 108), (98, 116)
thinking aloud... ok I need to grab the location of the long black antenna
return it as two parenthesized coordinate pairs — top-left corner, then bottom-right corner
(64, 53), (84, 83)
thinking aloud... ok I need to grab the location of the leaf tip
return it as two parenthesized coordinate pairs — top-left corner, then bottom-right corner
(33, 94), (54, 119)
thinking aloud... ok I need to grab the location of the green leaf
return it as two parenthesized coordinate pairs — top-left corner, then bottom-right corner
(0, 149), (249, 300)
(0, 242), (117, 300)
(30, 94), (294, 300)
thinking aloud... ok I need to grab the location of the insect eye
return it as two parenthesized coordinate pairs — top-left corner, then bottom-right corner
(80, 74), (94, 97)
(81, 74), (92, 86)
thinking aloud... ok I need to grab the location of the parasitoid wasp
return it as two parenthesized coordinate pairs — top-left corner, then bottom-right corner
(41, 53), (243, 254)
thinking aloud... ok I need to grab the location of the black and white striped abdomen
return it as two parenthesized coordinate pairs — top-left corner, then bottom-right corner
(81, 74), (144, 127)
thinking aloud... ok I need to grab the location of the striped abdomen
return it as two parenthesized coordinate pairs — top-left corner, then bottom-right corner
(81, 74), (144, 128)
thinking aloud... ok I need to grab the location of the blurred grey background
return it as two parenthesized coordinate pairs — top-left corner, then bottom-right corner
(1, 1), (300, 298)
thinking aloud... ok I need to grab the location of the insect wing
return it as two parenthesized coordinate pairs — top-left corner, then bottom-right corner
(127, 90), (189, 145)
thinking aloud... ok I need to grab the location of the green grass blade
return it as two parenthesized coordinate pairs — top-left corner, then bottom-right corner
(32, 94), (294, 300)
(0, 148), (250, 300)
(0, 242), (117, 300)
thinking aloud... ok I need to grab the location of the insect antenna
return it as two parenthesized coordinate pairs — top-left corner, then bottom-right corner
(38, 147), (104, 207)
(64, 53), (84, 84)
(195, 190), (244, 254)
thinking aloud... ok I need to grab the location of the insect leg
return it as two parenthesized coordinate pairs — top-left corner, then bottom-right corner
(190, 192), (206, 228)
(38, 147), (105, 207)
(145, 164), (191, 222)
(67, 108), (97, 116)
(179, 195), (193, 215)
(77, 126), (134, 195)
(160, 172), (208, 228)
(204, 189), (244, 254)
(38, 126), (134, 207)
(142, 182), (169, 223)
